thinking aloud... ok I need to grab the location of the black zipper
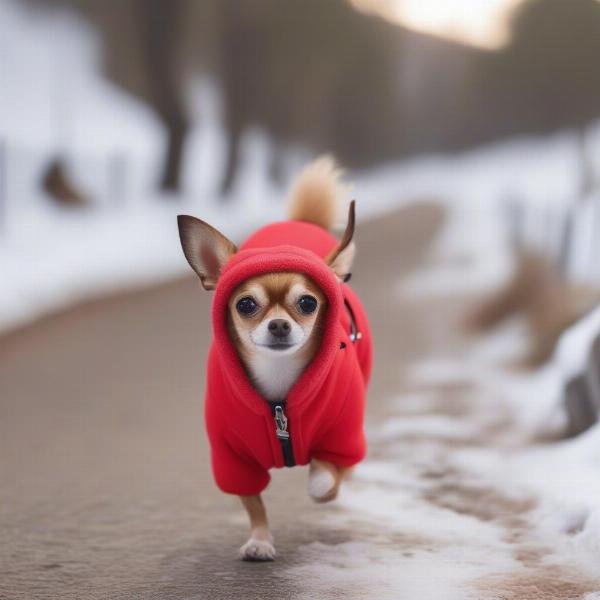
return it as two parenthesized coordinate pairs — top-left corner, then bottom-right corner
(269, 401), (295, 467)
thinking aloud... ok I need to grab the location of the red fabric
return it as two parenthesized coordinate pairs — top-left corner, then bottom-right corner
(205, 220), (372, 495)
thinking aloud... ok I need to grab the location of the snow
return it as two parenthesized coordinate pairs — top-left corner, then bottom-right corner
(555, 303), (600, 382)
(450, 423), (600, 576)
(281, 445), (525, 598)
(283, 539), (520, 600)
(0, 0), (164, 194)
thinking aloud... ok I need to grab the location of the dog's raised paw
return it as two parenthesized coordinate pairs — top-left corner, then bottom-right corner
(239, 538), (276, 562)
(308, 468), (336, 502)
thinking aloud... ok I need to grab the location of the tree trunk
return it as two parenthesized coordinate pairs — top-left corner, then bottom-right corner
(139, 0), (188, 194)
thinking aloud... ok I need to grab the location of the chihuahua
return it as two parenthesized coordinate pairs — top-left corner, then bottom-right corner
(177, 157), (371, 560)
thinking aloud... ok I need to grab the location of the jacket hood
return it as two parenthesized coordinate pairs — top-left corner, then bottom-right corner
(211, 244), (343, 414)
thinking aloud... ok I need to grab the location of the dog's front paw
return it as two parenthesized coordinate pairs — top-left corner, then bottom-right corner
(239, 537), (276, 562)
(308, 468), (337, 503)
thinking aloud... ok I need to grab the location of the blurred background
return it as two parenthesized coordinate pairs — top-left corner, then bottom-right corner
(3, 0), (600, 329)
(3, 0), (600, 597)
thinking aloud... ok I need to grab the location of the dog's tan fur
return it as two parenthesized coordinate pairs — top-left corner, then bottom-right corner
(177, 157), (357, 561)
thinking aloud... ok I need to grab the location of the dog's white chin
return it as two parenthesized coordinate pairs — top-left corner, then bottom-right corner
(246, 339), (309, 401)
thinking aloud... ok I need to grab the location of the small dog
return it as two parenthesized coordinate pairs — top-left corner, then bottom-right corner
(177, 157), (372, 560)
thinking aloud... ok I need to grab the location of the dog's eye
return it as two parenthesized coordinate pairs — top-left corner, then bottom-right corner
(297, 295), (318, 315)
(236, 296), (259, 315)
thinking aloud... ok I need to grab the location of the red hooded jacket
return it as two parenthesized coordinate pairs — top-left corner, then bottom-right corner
(206, 220), (372, 495)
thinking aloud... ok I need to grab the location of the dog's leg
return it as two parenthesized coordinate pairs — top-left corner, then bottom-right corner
(308, 459), (353, 503)
(238, 494), (276, 561)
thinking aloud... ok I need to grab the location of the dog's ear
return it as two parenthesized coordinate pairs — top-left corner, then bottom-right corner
(177, 215), (237, 290)
(326, 200), (356, 281)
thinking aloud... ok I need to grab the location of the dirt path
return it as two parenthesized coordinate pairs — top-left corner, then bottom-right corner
(0, 204), (445, 599)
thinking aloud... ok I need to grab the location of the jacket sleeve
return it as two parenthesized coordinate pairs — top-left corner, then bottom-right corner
(312, 384), (366, 468)
(209, 431), (271, 496)
(205, 363), (271, 496)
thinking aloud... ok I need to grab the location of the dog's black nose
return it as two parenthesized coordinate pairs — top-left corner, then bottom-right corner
(268, 318), (291, 338)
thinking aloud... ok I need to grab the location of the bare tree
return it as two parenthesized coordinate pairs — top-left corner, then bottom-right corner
(138, 0), (188, 193)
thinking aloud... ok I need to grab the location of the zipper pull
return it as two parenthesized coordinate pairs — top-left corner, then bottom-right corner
(270, 401), (295, 467)
(273, 405), (289, 440)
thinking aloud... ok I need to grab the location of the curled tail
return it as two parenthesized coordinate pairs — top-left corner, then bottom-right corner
(287, 156), (349, 231)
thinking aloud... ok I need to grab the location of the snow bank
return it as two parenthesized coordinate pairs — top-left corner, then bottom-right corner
(395, 160), (600, 575)
(490, 306), (600, 574)
(0, 0), (164, 199)
(451, 422), (600, 577)
(555, 303), (600, 382)
(281, 450), (523, 599)
(395, 194), (600, 584)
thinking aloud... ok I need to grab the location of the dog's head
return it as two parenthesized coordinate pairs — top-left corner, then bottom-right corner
(177, 203), (355, 396)
(226, 271), (327, 361)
